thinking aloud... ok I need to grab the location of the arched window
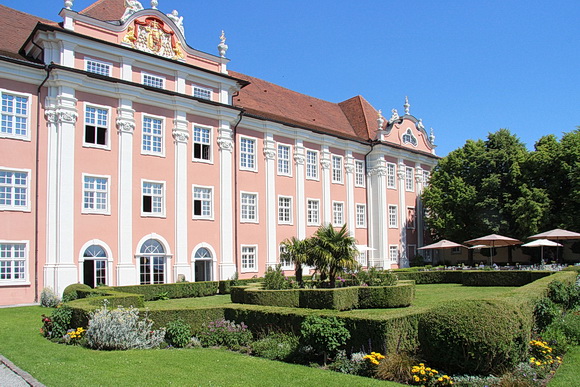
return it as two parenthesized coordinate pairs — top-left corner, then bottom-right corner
(402, 129), (418, 147)
(193, 247), (212, 282)
(139, 239), (166, 284)
(82, 245), (107, 287)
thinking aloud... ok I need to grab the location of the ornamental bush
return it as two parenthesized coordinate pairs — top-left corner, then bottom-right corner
(41, 304), (72, 339)
(85, 301), (165, 350)
(165, 319), (192, 348)
(40, 287), (60, 308)
(196, 319), (253, 349)
(62, 283), (91, 302)
(534, 297), (560, 331)
(300, 315), (350, 363)
(251, 332), (300, 361)
(418, 300), (532, 375)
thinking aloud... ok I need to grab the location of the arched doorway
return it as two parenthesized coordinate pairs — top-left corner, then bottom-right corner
(82, 245), (107, 288)
(139, 239), (166, 284)
(194, 247), (212, 282)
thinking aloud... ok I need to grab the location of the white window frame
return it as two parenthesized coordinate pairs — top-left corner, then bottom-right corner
(332, 155), (343, 184)
(386, 163), (396, 189)
(192, 185), (214, 220)
(240, 245), (258, 273)
(277, 144), (292, 176)
(356, 204), (366, 228)
(402, 128), (418, 147)
(192, 124), (213, 163)
(389, 245), (399, 262)
(239, 136), (257, 172)
(307, 198), (320, 226)
(141, 179), (166, 218)
(388, 205), (398, 228)
(305, 149), (319, 180)
(423, 170), (430, 186)
(193, 85), (212, 100)
(405, 167), (414, 192)
(278, 196), (293, 225)
(0, 240), (28, 285)
(142, 72), (165, 89)
(82, 173), (110, 215)
(332, 201), (344, 227)
(240, 191), (258, 223)
(83, 103), (111, 150)
(0, 167), (31, 212)
(355, 160), (365, 187)
(141, 114), (165, 157)
(279, 244), (293, 270)
(84, 57), (112, 77)
(1, 89), (31, 141)
(407, 206), (416, 229)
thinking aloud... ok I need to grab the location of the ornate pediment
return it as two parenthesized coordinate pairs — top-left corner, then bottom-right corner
(122, 17), (184, 60)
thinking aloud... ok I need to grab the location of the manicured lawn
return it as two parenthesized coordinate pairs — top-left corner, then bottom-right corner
(0, 306), (399, 386)
(549, 345), (580, 386)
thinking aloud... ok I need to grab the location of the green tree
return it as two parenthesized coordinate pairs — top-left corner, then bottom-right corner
(280, 237), (311, 284)
(310, 224), (359, 288)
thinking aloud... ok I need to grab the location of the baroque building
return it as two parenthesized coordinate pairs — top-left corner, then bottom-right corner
(0, 0), (438, 306)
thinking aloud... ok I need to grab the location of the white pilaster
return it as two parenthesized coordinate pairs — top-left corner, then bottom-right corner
(294, 139), (306, 240)
(321, 145), (331, 224)
(218, 120), (235, 279)
(116, 99), (136, 285)
(398, 159), (408, 268)
(43, 97), (58, 289)
(415, 163), (425, 248)
(367, 153), (388, 268)
(345, 151), (355, 235)
(173, 111), (190, 281)
(61, 42), (76, 67)
(263, 133), (277, 268)
(176, 71), (186, 94)
(121, 58), (134, 82)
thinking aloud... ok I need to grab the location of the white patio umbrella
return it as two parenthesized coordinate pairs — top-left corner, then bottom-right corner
(464, 234), (522, 265)
(521, 239), (562, 262)
(528, 228), (580, 262)
(418, 240), (466, 265)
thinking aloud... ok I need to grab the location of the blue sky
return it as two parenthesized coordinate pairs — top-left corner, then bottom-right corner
(5, 0), (579, 156)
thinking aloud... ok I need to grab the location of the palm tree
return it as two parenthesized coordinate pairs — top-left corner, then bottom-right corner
(280, 237), (311, 285)
(310, 224), (359, 288)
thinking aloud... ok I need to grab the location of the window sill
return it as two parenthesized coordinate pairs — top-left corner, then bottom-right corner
(83, 143), (111, 151)
(0, 281), (31, 287)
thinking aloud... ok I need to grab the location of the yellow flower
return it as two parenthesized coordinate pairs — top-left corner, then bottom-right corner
(413, 375), (420, 382)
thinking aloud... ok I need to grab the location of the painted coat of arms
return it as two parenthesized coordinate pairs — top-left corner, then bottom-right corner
(122, 17), (184, 60)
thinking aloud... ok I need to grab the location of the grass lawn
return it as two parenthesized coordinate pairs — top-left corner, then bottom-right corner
(548, 345), (580, 386)
(0, 306), (399, 387)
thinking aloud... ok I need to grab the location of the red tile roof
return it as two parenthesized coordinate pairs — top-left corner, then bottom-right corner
(80, 0), (126, 21)
(0, 5), (58, 60)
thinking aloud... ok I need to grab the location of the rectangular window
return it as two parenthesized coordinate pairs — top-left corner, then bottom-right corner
(356, 204), (366, 228)
(451, 247), (461, 255)
(277, 144), (291, 176)
(241, 245), (257, 272)
(307, 199), (320, 226)
(279, 245), (293, 270)
(389, 245), (399, 262)
(306, 150), (318, 180)
(240, 137), (256, 171)
(332, 155), (343, 183)
(333, 201), (344, 226)
(355, 160), (365, 187)
(387, 163), (396, 189)
(142, 116), (164, 156)
(0, 242), (26, 282)
(407, 207), (416, 229)
(278, 196), (292, 224)
(84, 105), (109, 148)
(193, 86), (212, 100)
(388, 205), (398, 228)
(241, 192), (257, 222)
(193, 186), (213, 219)
(405, 167), (414, 192)
(142, 73), (165, 89)
(142, 181), (164, 216)
(85, 58), (111, 76)
(0, 168), (29, 211)
(193, 126), (211, 162)
(83, 175), (109, 214)
(423, 170), (430, 187)
(1, 91), (29, 140)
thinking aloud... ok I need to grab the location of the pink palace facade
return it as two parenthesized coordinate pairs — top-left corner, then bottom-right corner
(0, 0), (439, 306)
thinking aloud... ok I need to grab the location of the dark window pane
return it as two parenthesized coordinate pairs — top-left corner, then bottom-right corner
(202, 144), (210, 160)
(143, 195), (152, 213)
(96, 127), (107, 145)
(194, 200), (201, 216)
(194, 143), (201, 159)
(85, 126), (96, 144)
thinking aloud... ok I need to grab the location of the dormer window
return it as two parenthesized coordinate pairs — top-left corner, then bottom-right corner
(142, 73), (165, 89)
(402, 129), (417, 146)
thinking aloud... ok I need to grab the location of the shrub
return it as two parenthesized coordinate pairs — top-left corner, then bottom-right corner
(62, 283), (91, 302)
(107, 281), (218, 301)
(251, 332), (300, 361)
(40, 287), (60, 307)
(357, 283), (415, 309)
(264, 265), (296, 290)
(165, 319), (192, 348)
(356, 267), (397, 286)
(85, 301), (165, 350)
(300, 316), (350, 364)
(40, 305), (72, 339)
(196, 319), (253, 349)
(498, 362), (542, 387)
(418, 300), (532, 375)
(328, 350), (369, 375)
(540, 325), (570, 355)
(62, 327), (86, 345)
(533, 297), (560, 331)
(299, 287), (359, 310)
(452, 375), (501, 387)
(549, 311), (580, 345)
(374, 352), (416, 383)
(547, 279), (580, 311)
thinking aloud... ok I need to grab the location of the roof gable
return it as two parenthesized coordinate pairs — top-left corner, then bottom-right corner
(80, 0), (126, 21)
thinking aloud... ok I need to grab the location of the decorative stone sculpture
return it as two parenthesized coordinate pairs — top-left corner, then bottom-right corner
(429, 128), (436, 144)
(377, 110), (385, 130)
(121, 0), (144, 22)
(151, 0), (158, 10)
(64, 0), (73, 10)
(218, 30), (228, 58)
(388, 108), (399, 124)
(404, 96), (410, 115)
(167, 10), (184, 34)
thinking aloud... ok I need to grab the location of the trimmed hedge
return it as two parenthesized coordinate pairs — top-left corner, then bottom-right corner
(218, 278), (264, 294)
(395, 270), (463, 284)
(244, 288), (300, 308)
(358, 282), (415, 308)
(62, 283), (91, 301)
(105, 281), (219, 301)
(461, 270), (552, 286)
(299, 288), (360, 311)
